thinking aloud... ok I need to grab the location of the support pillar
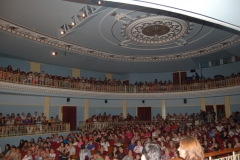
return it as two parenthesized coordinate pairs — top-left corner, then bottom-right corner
(122, 100), (127, 119)
(44, 97), (50, 119)
(200, 98), (206, 111)
(161, 100), (166, 119)
(84, 99), (89, 121)
(224, 96), (231, 118)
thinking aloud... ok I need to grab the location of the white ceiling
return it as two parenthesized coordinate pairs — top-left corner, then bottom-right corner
(0, 0), (239, 73)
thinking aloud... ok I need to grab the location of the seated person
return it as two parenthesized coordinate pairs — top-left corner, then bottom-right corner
(22, 150), (33, 160)
(117, 146), (126, 160)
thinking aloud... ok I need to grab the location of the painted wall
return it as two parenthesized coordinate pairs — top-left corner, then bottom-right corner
(1, 56), (239, 84)
(186, 61), (240, 79)
(0, 57), (30, 72)
(89, 99), (123, 116)
(40, 63), (72, 77)
(89, 107), (122, 117)
(80, 69), (105, 80)
(166, 106), (201, 115)
(127, 107), (136, 117)
(129, 72), (172, 84)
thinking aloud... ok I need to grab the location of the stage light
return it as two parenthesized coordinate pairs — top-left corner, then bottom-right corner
(71, 21), (76, 26)
(52, 51), (57, 56)
(98, 0), (102, 5)
(60, 30), (65, 35)
(82, 12), (86, 18)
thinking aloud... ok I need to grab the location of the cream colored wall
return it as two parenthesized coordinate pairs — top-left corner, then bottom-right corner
(72, 68), (81, 78)
(105, 73), (112, 80)
(30, 62), (41, 73)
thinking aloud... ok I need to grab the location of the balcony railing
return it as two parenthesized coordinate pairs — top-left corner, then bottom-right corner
(172, 147), (240, 160)
(0, 123), (70, 137)
(79, 121), (180, 130)
(0, 73), (240, 93)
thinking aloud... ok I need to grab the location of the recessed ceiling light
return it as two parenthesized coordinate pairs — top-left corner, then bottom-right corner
(82, 12), (86, 18)
(52, 51), (57, 56)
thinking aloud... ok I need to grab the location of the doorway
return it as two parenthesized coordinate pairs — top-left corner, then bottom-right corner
(62, 106), (76, 131)
(137, 107), (151, 121)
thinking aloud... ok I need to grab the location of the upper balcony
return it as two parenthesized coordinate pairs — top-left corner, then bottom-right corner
(1, 72), (240, 99)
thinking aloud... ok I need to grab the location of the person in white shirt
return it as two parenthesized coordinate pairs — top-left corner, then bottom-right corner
(6, 117), (15, 125)
(32, 111), (38, 119)
(172, 133), (180, 143)
(216, 122), (224, 132)
(133, 140), (143, 154)
(22, 150), (33, 160)
(21, 113), (26, 120)
(100, 137), (110, 151)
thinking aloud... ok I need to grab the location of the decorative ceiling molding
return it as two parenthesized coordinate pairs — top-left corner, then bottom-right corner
(0, 81), (240, 99)
(0, 18), (239, 62)
(122, 15), (189, 44)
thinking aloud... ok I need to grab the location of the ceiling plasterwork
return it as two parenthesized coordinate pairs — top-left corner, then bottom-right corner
(121, 15), (189, 44)
(0, 18), (240, 62)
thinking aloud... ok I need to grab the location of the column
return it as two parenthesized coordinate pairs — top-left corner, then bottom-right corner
(106, 73), (112, 80)
(84, 99), (89, 121)
(44, 97), (50, 119)
(224, 96), (231, 118)
(30, 62), (41, 73)
(200, 98), (206, 111)
(161, 100), (166, 119)
(122, 100), (127, 119)
(72, 68), (80, 78)
(59, 106), (62, 121)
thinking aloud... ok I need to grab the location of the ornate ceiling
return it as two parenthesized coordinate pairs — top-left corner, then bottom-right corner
(0, 0), (239, 73)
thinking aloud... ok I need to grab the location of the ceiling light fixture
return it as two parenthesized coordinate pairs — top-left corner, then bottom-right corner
(82, 12), (86, 18)
(52, 51), (57, 56)
(60, 30), (65, 35)
(71, 21), (76, 26)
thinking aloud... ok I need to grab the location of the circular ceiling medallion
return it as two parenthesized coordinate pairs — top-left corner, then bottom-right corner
(142, 25), (170, 36)
(123, 15), (189, 44)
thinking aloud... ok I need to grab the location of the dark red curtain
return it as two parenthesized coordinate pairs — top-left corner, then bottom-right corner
(205, 105), (213, 113)
(137, 107), (151, 121)
(180, 72), (187, 84)
(173, 72), (179, 85)
(62, 106), (76, 131)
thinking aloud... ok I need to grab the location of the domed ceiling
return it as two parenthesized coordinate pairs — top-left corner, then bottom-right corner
(0, 0), (239, 73)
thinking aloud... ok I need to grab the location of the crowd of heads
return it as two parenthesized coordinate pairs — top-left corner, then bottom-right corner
(1, 110), (240, 160)
(0, 111), (61, 126)
(86, 113), (136, 122)
(1, 65), (240, 91)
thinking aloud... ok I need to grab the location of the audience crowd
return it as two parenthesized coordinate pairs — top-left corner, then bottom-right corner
(1, 110), (240, 160)
(0, 112), (62, 135)
(0, 65), (240, 92)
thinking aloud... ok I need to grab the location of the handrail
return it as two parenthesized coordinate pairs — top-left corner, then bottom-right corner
(0, 123), (70, 137)
(0, 71), (240, 93)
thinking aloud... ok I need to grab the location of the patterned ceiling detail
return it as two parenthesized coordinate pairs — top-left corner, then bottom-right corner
(0, 18), (240, 62)
(123, 16), (188, 44)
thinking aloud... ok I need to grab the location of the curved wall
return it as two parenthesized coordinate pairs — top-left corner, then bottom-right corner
(0, 56), (240, 125)
(0, 56), (240, 84)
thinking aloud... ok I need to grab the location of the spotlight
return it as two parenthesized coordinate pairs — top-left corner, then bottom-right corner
(82, 12), (86, 18)
(98, 0), (102, 5)
(52, 51), (57, 56)
(60, 30), (65, 35)
(71, 21), (76, 26)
